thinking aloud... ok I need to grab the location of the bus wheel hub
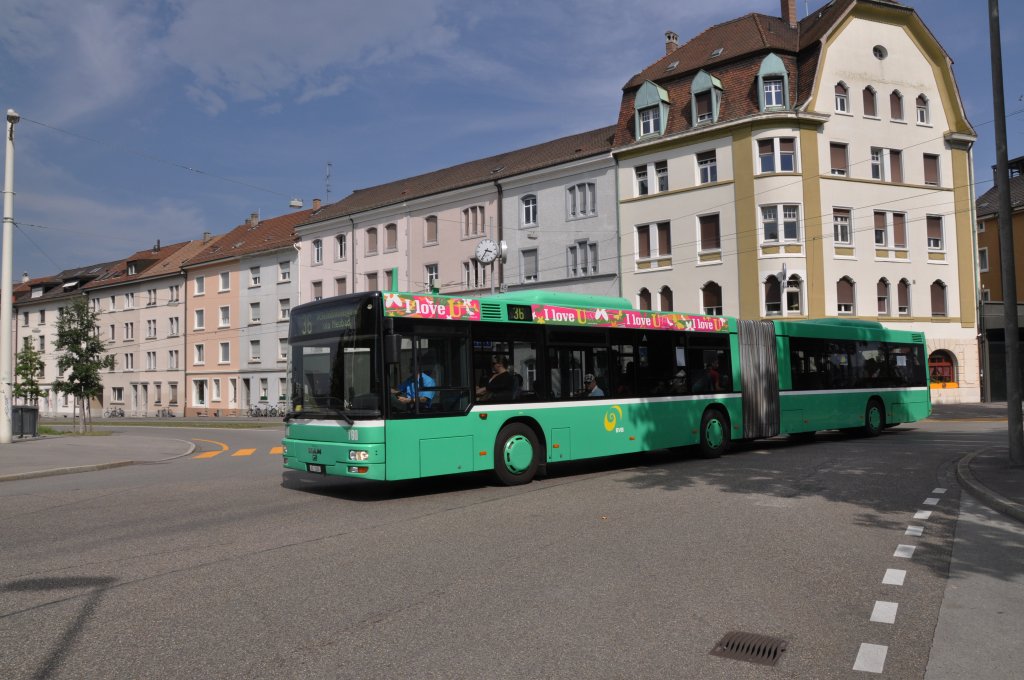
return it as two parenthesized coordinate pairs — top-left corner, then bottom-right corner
(503, 435), (533, 473)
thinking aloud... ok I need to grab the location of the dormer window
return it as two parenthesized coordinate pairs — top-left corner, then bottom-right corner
(690, 70), (723, 125)
(634, 81), (670, 139)
(757, 53), (789, 111)
(127, 263), (137, 275)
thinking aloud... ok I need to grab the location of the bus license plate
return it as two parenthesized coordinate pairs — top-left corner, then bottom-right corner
(307, 463), (325, 474)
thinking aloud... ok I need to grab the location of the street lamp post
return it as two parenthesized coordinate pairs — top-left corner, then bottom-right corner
(1, 109), (20, 444)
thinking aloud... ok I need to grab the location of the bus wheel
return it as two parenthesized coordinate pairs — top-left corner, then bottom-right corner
(494, 423), (540, 485)
(699, 408), (730, 458)
(864, 399), (885, 437)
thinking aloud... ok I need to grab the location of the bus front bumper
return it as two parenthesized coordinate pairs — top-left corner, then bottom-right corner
(282, 439), (387, 481)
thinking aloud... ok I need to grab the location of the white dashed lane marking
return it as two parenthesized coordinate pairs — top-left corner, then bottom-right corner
(905, 525), (924, 537)
(870, 601), (899, 624)
(914, 510), (932, 520)
(854, 643), (888, 674)
(882, 569), (906, 586)
(923, 497), (940, 506)
(932, 488), (947, 494)
(893, 544), (916, 559)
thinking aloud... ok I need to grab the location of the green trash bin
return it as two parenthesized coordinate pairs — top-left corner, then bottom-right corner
(13, 405), (39, 437)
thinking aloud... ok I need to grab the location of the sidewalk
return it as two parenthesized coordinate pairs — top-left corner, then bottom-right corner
(0, 432), (195, 482)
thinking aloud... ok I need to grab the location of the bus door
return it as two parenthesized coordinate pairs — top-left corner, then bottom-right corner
(738, 320), (780, 438)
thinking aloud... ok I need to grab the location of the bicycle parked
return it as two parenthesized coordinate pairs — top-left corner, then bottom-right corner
(247, 404), (282, 418)
(103, 406), (125, 418)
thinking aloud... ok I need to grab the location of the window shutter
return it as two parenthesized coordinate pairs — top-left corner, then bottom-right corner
(924, 155), (939, 185)
(696, 91), (712, 118)
(931, 282), (946, 315)
(863, 88), (876, 116)
(703, 283), (722, 309)
(927, 216), (942, 243)
(758, 139), (773, 156)
(637, 226), (651, 258)
(890, 91), (903, 119)
(889, 150), (902, 183)
(898, 281), (909, 307)
(657, 222), (671, 255)
(893, 213), (907, 248)
(700, 214), (720, 250)
(830, 143), (848, 173)
(779, 138), (795, 154)
(837, 279), (854, 305)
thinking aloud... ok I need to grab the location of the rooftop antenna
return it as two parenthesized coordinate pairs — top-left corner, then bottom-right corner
(325, 162), (332, 204)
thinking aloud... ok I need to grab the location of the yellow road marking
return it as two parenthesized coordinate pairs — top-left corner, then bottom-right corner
(231, 448), (257, 457)
(193, 438), (229, 459)
(270, 446), (283, 455)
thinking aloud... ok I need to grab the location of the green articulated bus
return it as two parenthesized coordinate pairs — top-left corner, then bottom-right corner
(282, 290), (930, 485)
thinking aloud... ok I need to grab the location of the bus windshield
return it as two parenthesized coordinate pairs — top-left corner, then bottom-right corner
(289, 295), (383, 419)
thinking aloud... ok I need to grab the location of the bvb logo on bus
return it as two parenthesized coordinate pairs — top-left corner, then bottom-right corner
(603, 405), (625, 433)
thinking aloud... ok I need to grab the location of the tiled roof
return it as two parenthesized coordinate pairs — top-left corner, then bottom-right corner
(13, 259), (122, 306)
(303, 126), (617, 225)
(976, 175), (1024, 218)
(183, 209), (314, 267)
(82, 241), (190, 290)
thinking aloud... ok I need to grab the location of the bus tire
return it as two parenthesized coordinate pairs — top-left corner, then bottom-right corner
(698, 408), (731, 458)
(864, 399), (885, 437)
(494, 423), (540, 486)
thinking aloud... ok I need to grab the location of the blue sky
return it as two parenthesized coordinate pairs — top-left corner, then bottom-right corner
(0, 0), (1021, 279)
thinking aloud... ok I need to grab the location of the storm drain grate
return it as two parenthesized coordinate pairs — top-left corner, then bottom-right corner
(710, 631), (787, 666)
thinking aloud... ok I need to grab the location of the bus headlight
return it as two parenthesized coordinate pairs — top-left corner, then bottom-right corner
(348, 450), (370, 461)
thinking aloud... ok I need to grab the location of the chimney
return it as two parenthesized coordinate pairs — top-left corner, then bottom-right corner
(665, 31), (679, 55)
(249, 212), (259, 227)
(21, 272), (28, 283)
(312, 198), (321, 211)
(781, 0), (797, 28)
(152, 239), (161, 253)
(203, 231), (212, 243)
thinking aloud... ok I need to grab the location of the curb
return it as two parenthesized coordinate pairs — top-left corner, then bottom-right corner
(0, 440), (197, 483)
(956, 449), (1024, 524)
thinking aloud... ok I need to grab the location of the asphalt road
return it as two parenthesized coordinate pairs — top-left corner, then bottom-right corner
(0, 418), (1006, 679)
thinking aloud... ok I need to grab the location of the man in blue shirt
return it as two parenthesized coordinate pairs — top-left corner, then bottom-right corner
(392, 362), (436, 407)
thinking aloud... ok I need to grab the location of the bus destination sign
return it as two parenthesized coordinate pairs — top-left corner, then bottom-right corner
(293, 307), (360, 336)
(531, 303), (728, 332)
(384, 293), (481, 321)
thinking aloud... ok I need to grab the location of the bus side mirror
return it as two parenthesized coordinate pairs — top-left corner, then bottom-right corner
(385, 333), (402, 365)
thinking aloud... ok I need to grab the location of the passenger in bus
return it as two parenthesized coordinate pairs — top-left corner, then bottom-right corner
(477, 355), (515, 401)
(578, 373), (604, 397)
(707, 359), (722, 391)
(391, 360), (436, 408)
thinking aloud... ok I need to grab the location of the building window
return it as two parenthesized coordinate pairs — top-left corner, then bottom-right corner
(890, 90), (904, 120)
(863, 86), (877, 117)
(250, 302), (261, 323)
(384, 223), (398, 251)
(764, 77), (784, 108)
(312, 239), (323, 264)
(112, 387), (124, 402)
(279, 262), (290, 282)
(757, 54), (789, 111)
(929, 350), (956, 384)
(146, 319), (157, 338)
(169, 317), (180, 336)
(424, 217), (438, 245)
(463, 261), (487, 289)
(219, 342), (230, 363)
(384, 270), (394, 290)
(194, 309), (205, 330)
(462, 206), (485, 237)
(785, 275), (803, 314)
(697, 150), (717, 184)
(312, 281), (323, 301)
(835, 82), (849, 113)
(699, 214), (721, 251)
(639, 106), (660, 136)
(758, 137), (796, 173)
(871, 148), (883, 179)
(837, 277), (855, 315)
(898, 279), (911, 316)
(874, 211), (907, 249)
(830, 143), (849, 176)
(365, 227), (378, 254)
(146, 289), (156, 306)
(659, 286), (673, 312)
(567, 183), (596, 219)
(125, 292), (135, 309)
(278, 339), (288, 361)
(691, 69), (723, 124)
(521, 250), (538, 283)
(927, 216), (944, 250)
(260, 378), (269, 400)
(695, 92), (712, 122)
(702, 282), (723, 315)
(335, 277), (347, 295)
(764, 276), (782, 316)
(979, 247), (989, 272)
(889, 149), (903, 183)
(219, 272), (230, 291)
(123, 322), (135, 340)
(761, 204), (800, 242)
(218, 306), (230, 328)
(335, 234), (347, 259)
(212, 379), (221, 402)
(656, 161), (668, 192)
(279, 299), (290, 320)
(192, 380), (207, 407)
(924, 154), (940, 186)
(169, 350), (180, 369)
(634, 80), (669, 138)
(250, 340), (261, 362)
(521, 196), (537, 226)
(249, 266), (261, 286)
(931, 280), (947, 317)
(638, 288), (652, 310)
(366, 272), (378, 291)
(833, 208), (852, 245)
(635, 165), (649, 196)
(636, 222), (671, 263)
(916, 94), (929, 124)
(877, 278), (891, 315)
(195, 343), (205, 365)
(567, 241), (598, 278)
(169, 284), (180, 302)
(425, 264), (440, 289)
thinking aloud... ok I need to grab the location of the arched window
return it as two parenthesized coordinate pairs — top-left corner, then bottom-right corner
(862, 86), (877, 117)
(916, 94), (929, 124)
(425, 216), (438, 244)
(634, 81), (670, 138)
(929, 350), (956, 384)
(365, 227), (378, 255)
(521, 195), (537, 226)
(311, 238), (323, 265)
(837, 276), (855, 315)
(764, 275), (782, 316)
(757, 53), (789, 111)
(890, 90), (904, 120)
(659, 286), (674, 312)
(638, 288), (652, 310)
(785, 275), (803, 314)
(877, 278), (891, 316)
(384, 223), (398, 251)
(898, 278), (911, 316)
(702, 281), (723, 315)
(835, 81), (849, 113)
(692, 70), (723, 124)
(930, 280), (947, 317)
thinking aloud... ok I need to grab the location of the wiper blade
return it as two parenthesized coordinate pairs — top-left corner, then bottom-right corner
(286, 408), (353, 425)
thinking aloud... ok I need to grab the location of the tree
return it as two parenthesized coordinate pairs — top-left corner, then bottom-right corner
(52, 297), (115, 433)
(13, 341), (45, 405)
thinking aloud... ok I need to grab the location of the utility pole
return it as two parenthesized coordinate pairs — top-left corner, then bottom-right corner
(988, 0), (1024, 464)
(1, 109), (20, 444)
